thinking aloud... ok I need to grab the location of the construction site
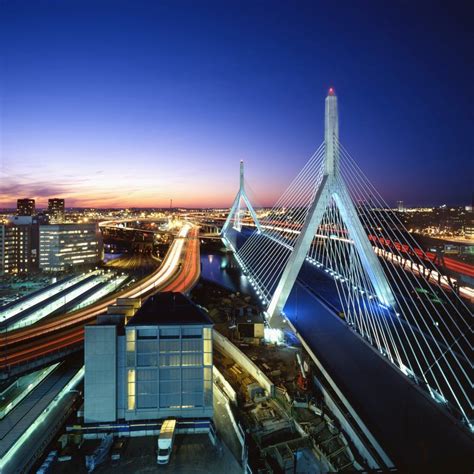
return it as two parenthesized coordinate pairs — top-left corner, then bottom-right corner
(191, 280), (370, 473)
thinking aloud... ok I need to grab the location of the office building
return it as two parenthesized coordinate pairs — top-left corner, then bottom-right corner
(465, 220), (474, 240)
(39, 223), (102, 272)
(17, 198), (35, 216)
(0, 224), (32, 275)
(8, 215), (45, 269)
(84, 292), (214, 424)
(48, 198), (65, 223)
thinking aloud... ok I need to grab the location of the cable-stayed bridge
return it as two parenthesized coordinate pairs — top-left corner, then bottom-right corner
(221, 89), (472, 464)
(222, 160), (262, 235)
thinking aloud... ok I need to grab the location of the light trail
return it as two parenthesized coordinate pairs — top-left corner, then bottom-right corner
(374, 247), (474, 302)
(161, 227), (200, 292)
(0, 223), (200, 373)
(218, 219), (474, 301)
(3, 225), (191, 344)
(205, 216), (474, 281)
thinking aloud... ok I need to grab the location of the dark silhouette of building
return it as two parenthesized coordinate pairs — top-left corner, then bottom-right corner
(17, 198), (35, 216)
(48, 198), (65, 223)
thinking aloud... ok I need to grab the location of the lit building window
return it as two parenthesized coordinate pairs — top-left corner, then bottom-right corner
(126, 329), (136, 366)
(127, 368), (136, 410)
(203, 327), (212, 366)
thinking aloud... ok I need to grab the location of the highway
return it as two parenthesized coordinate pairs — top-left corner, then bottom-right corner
(105, 253), (159, 272)
(374, 246), (474, 301)
(223, 226), (473, 470)
(0, 224), (201, 376)
(204, 217), (474, 300)
(161, 226), (200, 292)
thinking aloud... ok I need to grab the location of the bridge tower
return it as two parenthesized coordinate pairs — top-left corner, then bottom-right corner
(221, 160), (262, 235)
(267, 88), (396, 323)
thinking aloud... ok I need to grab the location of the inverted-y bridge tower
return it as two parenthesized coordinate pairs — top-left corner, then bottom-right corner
(221, 160), (262, 234)
(267, 88), (395, 321)
(224, 88), (472, 430)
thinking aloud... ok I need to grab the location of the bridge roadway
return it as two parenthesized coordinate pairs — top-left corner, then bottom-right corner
(202, 217), (474, 290)
(228, 226), (472, 470)
(0, 225), (200, 378)
(283, 264), (473, 472)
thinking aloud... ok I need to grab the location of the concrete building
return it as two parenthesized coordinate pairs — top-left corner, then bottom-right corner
(39, 223), (102, 272)
(0, 224), (32, 275)
(7, 216), (45, 270)
(17, 198), (35, 216)
(84, 293), (214, 424)
(47, 198), (65, 223)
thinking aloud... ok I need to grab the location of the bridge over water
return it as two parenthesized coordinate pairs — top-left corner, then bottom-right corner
(221, 89), (473, 471)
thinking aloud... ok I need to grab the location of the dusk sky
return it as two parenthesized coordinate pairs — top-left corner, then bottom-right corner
(1, 1), (472, 209)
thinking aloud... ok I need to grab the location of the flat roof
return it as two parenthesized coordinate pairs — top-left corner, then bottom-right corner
(127, 292), (213, 326)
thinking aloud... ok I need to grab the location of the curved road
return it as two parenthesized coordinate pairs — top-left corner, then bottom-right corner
(0, 224), (200, 375)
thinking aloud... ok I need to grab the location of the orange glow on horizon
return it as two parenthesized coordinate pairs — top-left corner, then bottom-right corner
(0, 189), (279, 209)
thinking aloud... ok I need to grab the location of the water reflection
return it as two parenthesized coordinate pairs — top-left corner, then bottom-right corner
(201, 251), (250, 294)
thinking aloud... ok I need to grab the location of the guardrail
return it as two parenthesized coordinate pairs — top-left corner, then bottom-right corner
(212, 330), (274, 397)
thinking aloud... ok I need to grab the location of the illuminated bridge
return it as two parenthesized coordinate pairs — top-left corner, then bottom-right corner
(221, 89), (473, 471)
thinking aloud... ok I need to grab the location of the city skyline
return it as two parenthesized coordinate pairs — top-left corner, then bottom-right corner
(1, 1), (473, 209)
(0, 3), (472, 471)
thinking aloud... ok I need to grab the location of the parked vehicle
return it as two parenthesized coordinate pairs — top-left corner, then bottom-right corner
(157, 419), (177, 465)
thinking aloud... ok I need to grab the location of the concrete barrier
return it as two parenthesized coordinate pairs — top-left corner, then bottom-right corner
(287, 319), (392, 470)
(212, 330), (274, 397)
(213, 366), (238, 405)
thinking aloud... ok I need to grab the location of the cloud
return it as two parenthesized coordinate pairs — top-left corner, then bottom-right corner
(0, 179), (70, 199)
(0, 160), (237, 208)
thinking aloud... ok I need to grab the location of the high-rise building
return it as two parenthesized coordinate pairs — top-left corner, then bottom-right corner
(84, 292), (214, 424)
(0, 224), (32, 275)
(397, 200), (405, 212)
(6, 216), (39, 270)
(465, 218), (474, 240)
(47, 198), (65, 223)
(17, 198), (35, 216)
(39, 223), (102, 272)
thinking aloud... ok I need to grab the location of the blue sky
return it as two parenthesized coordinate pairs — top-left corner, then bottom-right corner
(1, 0), (472, 208)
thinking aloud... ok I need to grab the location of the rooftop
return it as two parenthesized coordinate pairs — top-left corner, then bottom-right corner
(127, 292), (213, 326)
(49, 433), (241, 474)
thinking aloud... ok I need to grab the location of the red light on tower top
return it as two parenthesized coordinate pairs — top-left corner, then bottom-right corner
(328, 87), (335, 96)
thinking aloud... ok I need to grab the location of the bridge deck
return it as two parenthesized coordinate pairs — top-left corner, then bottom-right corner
(284, 277), (473, 472)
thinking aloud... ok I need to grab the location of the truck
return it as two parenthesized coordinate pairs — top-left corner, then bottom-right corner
(157, 419), (177, 465)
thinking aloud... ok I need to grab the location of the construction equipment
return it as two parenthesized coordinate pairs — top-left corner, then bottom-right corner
(296, 353), (309, 391)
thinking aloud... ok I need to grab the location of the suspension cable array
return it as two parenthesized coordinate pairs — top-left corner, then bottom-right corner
(222, 89), (473, 429)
